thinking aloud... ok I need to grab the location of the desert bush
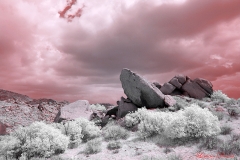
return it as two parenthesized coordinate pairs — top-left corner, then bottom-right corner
(90, 104), (106, 112)
(183, 104), (220, 138)
(211, 110), (224, 120)
(141, 154), (182, 160)
(84, 138), (102, 154)
(167, 154), (183, 160)
(6, 121), (69, 159)
(103, 122), (129, 141)
(172, 96), (190, 110)
(164, 112), (187, 139)
(63, 120), (83, 148)
(107, 141), (122, 150)
(220, 125), (232, 135)
(74, 118), (101, 142)
(199, 136), (220, 150)
(52, 118), (101, 146)
(126, 104), (220, 140)
(227, 107), (240, 117)
(211, 90), (230, 103)
(0, 135), (21, 159)
(217, 140), (235, 155)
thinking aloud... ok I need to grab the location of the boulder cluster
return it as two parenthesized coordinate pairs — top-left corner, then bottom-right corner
(0, 69), (214, 134)
(102, 68), (213, 124)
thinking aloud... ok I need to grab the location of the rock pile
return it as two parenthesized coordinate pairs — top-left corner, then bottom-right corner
(120, 69), (213, 107)
(160, 75), (213, 99)
(99, 69), (214, 124)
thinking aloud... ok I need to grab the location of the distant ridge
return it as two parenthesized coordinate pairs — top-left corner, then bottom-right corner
(0, 89), (32, 102)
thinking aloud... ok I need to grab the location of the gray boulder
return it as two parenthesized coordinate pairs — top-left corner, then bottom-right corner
(120, 68), (165, 108)
(182, 79), (209, 99)
(117, 97), (138, 119)
(174, 75), (187, 84)
(169, 77), (182, 89)
(54, 100), (91, 122)
(0, 121), (6, 135)
(152, 82), (161, 90)
(193, 78), (213, 95)
(160, 83), (176, 95)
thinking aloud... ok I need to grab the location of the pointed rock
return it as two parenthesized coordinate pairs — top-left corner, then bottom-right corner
(120, 68), (165, 108)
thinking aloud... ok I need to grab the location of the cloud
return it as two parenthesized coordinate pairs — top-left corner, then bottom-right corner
(1, 0), (240, 103)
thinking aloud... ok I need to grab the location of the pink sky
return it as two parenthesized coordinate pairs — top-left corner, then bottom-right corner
(1, 0), (240, 104)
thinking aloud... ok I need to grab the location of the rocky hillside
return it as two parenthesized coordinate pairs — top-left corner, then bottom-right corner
(0, 90), (69, 134)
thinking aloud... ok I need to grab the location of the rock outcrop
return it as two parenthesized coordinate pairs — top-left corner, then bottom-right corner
(120, 68), (165, 108)
(117, 97), (138, 119)
(150, 74), (213, 100)
(54, 100), (91, 123)
(0, 121), (6, 135)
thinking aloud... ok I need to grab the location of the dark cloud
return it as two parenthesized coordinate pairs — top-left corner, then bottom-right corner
(1, 0), (240, 103)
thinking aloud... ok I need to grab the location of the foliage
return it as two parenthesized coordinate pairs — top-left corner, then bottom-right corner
(103, 122), (129, 141)
(220, 125), (232, 135)
(52, 117), (101, 147)
(84, 138), (102, 154)
(0, 135), (21, 159)
(90, 104), (106, 112)
(227, 107), (240, 117)
(199, 136), (220, 150)
(211, 90), (230, 103)
(63, 120), (83, 148)
(217, 140), (235, 155)
(211, 110), (224, 120)
(182, 104), (221, 138)
(125, 104), (220, 140)
(0, 121), (69, 159)
(107, 141), (122, 150)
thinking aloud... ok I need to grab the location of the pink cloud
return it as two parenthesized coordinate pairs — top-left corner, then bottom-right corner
(1, 0), (240, 104)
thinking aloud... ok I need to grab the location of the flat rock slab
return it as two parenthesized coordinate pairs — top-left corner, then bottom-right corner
(160, 82), (176, 95)
(193, 78), (213, 95)
(182, 80), (209, 99)
(54, 100), (91, 122)
(164, 95), (176, 107)
(120, 68), (165, 108)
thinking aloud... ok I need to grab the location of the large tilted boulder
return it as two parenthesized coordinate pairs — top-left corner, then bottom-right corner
(0, 121), (6, 135)
(54, 100), (92, 123)
(120, 68), (165, 108)
(117, 97), (138, 119)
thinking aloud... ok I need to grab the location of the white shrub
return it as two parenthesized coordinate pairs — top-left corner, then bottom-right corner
(183, 104), (221, 138)
(63, 121), (83, 148)
(90, 104), (106, 111)
(211, 90), (230, 103)
(10, 121), (69, 159)
(74, 118), (101, 142)
(164, 111), (187, 139)
(125, 104), (221, 140)
(0, 135), (21, 159)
